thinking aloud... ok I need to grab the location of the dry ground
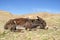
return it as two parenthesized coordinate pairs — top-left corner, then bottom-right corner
(0, 11), (60, 40)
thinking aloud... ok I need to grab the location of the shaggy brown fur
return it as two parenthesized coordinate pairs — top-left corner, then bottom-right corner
(4, 18), (28, 31)
(4, 16), (47, 32)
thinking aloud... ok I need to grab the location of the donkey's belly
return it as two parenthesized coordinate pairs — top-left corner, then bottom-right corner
(16, 25), (25, 30)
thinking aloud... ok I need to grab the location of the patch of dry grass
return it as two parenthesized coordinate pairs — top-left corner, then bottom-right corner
(0, 11), (60, 40)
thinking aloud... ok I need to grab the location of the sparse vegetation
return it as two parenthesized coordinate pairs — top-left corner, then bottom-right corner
(0, 11), (60, 40)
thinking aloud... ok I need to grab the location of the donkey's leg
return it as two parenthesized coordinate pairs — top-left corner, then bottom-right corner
(10, 25), (16, 32)
(25, 27), (32, 31)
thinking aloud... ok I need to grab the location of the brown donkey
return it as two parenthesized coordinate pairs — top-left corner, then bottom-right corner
(4, 16), (47, 32)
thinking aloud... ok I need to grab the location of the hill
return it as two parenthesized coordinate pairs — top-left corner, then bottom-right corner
(0, 11), (60, 40)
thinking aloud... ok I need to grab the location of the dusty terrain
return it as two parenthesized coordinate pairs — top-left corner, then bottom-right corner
(0, 11), (60, 40)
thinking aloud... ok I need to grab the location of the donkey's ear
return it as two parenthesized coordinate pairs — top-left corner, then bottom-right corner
(37, 16), (39, 18)
(37, 16), (40, 19)
(37, 16), (42, 20)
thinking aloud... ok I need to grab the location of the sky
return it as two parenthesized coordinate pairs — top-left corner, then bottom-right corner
(0, 0), (60, 15)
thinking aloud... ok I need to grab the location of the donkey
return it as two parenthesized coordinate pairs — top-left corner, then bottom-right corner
(4, 16), (47, 32)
